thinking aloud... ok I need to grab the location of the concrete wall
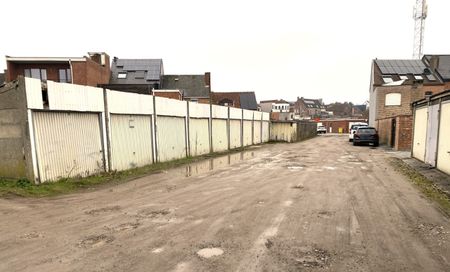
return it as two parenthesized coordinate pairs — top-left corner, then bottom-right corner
(0, 78), (33, 180)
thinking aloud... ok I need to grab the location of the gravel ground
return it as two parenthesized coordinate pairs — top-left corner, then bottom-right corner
(0, 135), (449, 272)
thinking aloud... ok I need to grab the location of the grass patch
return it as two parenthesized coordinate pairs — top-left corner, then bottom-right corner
(0, 146), (254, 198)
(390, 158), (450, 216)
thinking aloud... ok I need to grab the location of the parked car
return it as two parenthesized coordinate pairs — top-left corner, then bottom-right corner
(349, 122), (368, 142)
(317, 125), (327, 134)
(353, 127), (379, 146)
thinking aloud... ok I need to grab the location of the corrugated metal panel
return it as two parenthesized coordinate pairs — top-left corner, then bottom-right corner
(412, 107), (427, 161)
(33, 111), (104, 182)
(253, 121), (262, 144)
(47, 81), (104, 112)
(189, 118), (210, 156)
(155, 96), (187, 117)
(437, 102), (450, 175)
(262, 121), (270, 142)
(270, 122), (297, 142)
(230, 107), (242, 119)
(110, 114), (153, 171)
(212, 105), (228, 119)
(243, 109), (254, 120)
(157, 116), (186, 162)
(25, 77), (43, 109)
(212, 119), (228, 152)
(425, 104), (439, 166)
(262, 112), (270, 121)
(189, 102), (210, 118)
(243, 120), (253, 146)
(107, 90), (153, 114)
(230, 120), (241, 149)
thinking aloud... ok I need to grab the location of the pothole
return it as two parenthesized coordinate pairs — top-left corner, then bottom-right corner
(196, 248), (224, 258)
(78, 234), (114, 248)
(85, 205), (121, 215)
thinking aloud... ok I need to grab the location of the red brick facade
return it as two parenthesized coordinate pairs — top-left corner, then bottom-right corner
(321, 119), (367, 134)
(376, 115), (412, 151)
(5, 53), (110, 87)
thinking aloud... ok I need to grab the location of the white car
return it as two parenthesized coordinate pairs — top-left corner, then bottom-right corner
(349, 122), (368, 142)
(317, 125), (327, 134)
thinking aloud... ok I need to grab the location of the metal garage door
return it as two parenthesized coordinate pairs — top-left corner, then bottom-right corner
(212, 119), (228, 152)
(262, 121), (270, 142)
(230, 120), (241, 149)
(243, 120), (253, 146)
(189, 118), (210, 156)
(157, 116), (186, 162)
(437, 102), (450, 175)
(110, 114), (153, 171)
(424, 104), (439, 166)
(253, 121), (261, 144)
(412, 107), (428, 162)
(33, 111), (104, 182)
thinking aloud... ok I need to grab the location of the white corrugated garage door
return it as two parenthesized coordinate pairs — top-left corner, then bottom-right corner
(243, 120), (253, 146)
(212, 119), (228, 152)
(437, 102), (450, 175)
(189, 118), (210, 156)
(110, 114), (153, 171)
(230, 120), (241, 149)
(33, 111), (104, 182)
(157, 116), (186, 162)
(412, 107), (428, 162)
(253, 121), (261, 144)
(262, 121), (270, 142)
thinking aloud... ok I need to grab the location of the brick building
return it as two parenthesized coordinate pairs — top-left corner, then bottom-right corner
(294, 97), (325, 119)
(4, 52), (110, 87)
(369, 57), (450, 150)
(211, 92), (257, 110)
(321, 119), (367, 134)
(259, 99), (292, 120)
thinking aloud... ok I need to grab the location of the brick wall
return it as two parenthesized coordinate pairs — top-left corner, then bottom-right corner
(396, 115), (413, 151)
(6, 62), (70, 82)
(375, 115), (413, 150)
(153, 91), (182, 100)
(375, 85), (447, 120)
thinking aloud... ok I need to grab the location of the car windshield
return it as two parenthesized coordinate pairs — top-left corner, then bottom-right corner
(357, 128), (376, 134)
(351, 124), (366, 130)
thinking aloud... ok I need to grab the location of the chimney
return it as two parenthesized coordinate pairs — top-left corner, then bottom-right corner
(429, 56), (439, 71)
(204, 72), (211, 92)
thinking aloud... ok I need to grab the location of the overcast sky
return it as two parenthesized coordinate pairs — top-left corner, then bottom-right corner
(1, 0), (448, 104)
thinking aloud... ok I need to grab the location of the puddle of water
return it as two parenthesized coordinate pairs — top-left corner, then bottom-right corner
(323, 166), (336, 170)
(183, 151), (255, 177)
(288, 166), (304, 171)
(196, 248), (224, 258)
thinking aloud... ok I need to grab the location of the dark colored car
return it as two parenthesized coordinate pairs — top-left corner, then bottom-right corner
(353, 127), (379, 146)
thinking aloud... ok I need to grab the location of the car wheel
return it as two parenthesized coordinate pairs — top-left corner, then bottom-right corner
(374, 142), (379, 147)
(353, 141), (358, 146)
(349, 139), (352, 142)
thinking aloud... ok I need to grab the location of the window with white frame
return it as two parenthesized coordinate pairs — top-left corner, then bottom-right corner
(385, 93), (401, 106)
(118, 72), (127, 79)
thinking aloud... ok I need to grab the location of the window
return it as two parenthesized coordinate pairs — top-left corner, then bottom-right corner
(24, 68), (47, 81)
(414, 75), (423, 80)
(59, 69), (72, 83)
(399, 75), (409, 80)
(118, 72), (127, 79)
(382, 76), (393, 84)
(426, 74), (436, 81)
(385, 93), (401, 106)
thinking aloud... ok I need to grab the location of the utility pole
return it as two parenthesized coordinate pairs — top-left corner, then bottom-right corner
(413, 0), (428, 59)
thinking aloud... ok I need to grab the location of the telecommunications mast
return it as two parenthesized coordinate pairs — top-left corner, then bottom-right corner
(413, 0), (428, 59)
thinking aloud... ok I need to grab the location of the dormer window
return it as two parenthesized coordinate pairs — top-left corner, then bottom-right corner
(414, 75), (423, 80)
(382, 76), (393, 84)
(399, 75), (409, 80)
(118, 72), (127, 79)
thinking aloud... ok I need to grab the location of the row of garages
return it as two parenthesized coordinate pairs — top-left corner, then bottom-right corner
(412, 90), (450, 175)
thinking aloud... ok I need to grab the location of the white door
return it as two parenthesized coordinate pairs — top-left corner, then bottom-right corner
(110, 114), (153, 171)
(33, 111), (104, 182)
(425, 104), (439, 166)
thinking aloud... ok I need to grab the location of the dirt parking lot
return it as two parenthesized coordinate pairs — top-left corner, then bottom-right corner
(1, 135), (449, 272)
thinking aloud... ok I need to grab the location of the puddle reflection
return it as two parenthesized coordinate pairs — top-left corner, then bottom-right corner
(184, 151), (255, 177)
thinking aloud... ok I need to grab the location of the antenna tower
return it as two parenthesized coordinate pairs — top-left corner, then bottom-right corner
(413, 0), (427, 59)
